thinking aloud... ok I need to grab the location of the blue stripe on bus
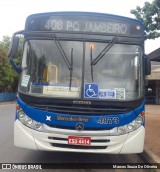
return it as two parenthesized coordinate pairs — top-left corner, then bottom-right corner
(17, 98), (144, 128)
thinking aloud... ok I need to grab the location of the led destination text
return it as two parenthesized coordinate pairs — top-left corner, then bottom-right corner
(45, 19), (129, 35)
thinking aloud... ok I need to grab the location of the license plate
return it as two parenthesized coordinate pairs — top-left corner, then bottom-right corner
(68, 136), (91, 146)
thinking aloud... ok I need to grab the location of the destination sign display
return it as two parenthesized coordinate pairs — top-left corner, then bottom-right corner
(26, 13), (143, 37)
(44, 17), (130, 35)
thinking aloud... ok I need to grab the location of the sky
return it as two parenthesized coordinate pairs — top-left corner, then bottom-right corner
(0, 0), (160, 54)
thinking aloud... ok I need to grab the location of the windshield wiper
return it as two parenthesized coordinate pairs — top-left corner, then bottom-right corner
(90, 46), (94, 82)
(69, 48), (73, 90)
(51, 34), (73, 90)
(51, 34), (72, 70)
(91, 36), (118, 65)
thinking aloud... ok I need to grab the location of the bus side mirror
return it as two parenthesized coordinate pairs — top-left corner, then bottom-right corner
(145, 55), (151, 75)
(8, 31), (24, 73)
(8, 36), (19, 58)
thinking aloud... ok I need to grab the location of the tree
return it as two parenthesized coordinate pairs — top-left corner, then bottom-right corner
(130, 0), (160, 39)
(0, 44), (6, 60)
(0, 36), (11, 51)
(0, 44), (15, 92)
(0, 35), (23, 92)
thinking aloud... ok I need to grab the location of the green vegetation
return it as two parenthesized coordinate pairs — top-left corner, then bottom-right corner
(131, 0), (160, 40)
(0, 36), (21, 92)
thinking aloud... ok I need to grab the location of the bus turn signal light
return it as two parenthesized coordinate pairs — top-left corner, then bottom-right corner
(16, 105), (20, 111)
(141, 111), (145, 117)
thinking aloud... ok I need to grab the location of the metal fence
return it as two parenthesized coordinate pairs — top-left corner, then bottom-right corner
(0, 93), (16, 102)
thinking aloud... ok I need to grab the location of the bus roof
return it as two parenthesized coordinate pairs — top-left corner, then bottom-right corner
(26, 11), (144, 25)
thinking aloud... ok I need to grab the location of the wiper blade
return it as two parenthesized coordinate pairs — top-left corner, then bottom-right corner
(90, 46), (94, 82)
(69, 48), (73, 90)
(52, 34), (72, 70)
(51, 34), (73, 90)
(91, 36), (117, 65)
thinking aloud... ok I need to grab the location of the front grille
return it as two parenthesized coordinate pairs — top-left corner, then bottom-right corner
(30, 103), (129, 115)
(49, 137), (109, 149)
(48, 137), (110, 143)
(47, 124), (113, 131)
(50, 143), (107, 149)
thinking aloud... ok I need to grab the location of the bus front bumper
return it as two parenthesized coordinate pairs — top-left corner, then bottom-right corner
(14, 119), (145, 154)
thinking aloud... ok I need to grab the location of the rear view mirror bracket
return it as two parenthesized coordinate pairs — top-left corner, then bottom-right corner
(9, 57), (22, 73)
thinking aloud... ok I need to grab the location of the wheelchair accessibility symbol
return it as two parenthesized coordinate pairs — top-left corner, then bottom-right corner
(84, 83), (99, 98)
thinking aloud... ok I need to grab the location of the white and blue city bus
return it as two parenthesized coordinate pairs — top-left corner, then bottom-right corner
(8, 12), (151, 153)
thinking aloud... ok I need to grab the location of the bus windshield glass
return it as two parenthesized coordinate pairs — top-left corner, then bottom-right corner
(19, 39), (143, 100)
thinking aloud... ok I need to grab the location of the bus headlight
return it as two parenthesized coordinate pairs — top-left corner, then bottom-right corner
(126, 114), (144, 133)
(113, 114), (144, 136)
(127, 122), (135, 130)
(18, 110), (25, 119)
(35, 122), (43, 130)
(25, 117), (33, 126)
(135, 116), (143, 124)
(17, 109), (43, 131)
(117, 126), (126, 134)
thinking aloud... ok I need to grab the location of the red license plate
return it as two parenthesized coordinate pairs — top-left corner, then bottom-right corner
(68, 136), (91, 146)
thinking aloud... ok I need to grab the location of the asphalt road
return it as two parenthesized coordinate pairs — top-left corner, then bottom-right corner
(0, 104), (151, 172)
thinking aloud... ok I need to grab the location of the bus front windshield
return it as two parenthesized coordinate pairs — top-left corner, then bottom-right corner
(19, 39), (144, 101)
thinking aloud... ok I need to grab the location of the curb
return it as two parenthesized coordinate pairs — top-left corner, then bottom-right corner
(140, 146), (160, 163)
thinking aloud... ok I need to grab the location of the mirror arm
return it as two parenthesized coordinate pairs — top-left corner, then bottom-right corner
(10, 57), (22, 73)
(13, 30), (24, 36)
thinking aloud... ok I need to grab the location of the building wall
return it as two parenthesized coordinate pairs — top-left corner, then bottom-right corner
(146, 61), (160, 104)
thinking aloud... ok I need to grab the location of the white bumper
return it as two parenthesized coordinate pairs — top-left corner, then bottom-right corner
(14, 119), (144, 154)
